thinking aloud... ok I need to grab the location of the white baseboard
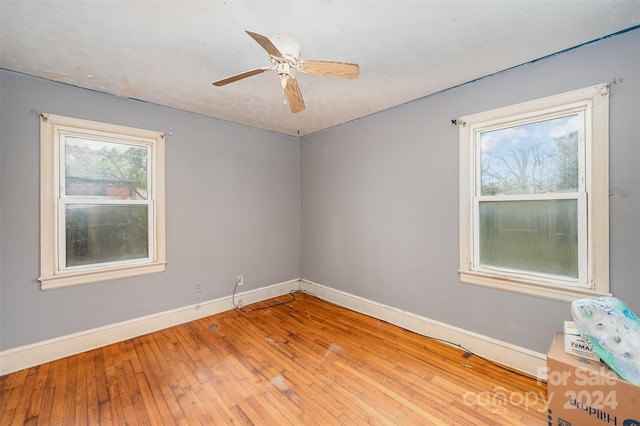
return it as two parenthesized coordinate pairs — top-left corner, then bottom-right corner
(1, 278), (546, 380)
(301, 279), (547, 380)
(0, 279), (301, 376)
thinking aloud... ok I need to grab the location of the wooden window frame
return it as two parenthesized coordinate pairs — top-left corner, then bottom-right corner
(39, 114), (166, 290)
(458, 84), (610, 302)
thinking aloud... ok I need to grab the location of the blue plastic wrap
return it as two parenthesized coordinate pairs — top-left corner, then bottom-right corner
(571, 297), (640, 385)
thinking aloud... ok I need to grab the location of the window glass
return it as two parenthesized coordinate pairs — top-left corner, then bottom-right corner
(64, 136), (149, 199)
(479, 115), (579, 196)
(65, 204), (150, 267)
(478, 199), (578, 278)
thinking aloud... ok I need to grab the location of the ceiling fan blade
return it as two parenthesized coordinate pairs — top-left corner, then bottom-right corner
(284, 77), (305, 113)
(245, 30), (285, 60)
(212, 67), (272, 86)
(298, 60), (359, 79)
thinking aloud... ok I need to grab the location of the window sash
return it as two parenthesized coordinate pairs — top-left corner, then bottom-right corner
(59, 131), (153, 200)
(56, 132), (156, 272)
(473, 109), (587, 196)
(472, 193), (588, 287)
(57, 201), (155, 271)
(470, 106), (589, 287)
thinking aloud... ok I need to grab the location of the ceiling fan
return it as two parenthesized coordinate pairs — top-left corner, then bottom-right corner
(212, 31), (360, 113)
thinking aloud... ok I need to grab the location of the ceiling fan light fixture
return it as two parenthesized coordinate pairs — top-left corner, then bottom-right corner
(279, 73), (288, 91)
(277, 62), (292, 91)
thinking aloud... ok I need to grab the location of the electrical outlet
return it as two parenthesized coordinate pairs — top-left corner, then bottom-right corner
(195, 281), (202, 293)
(237, 299), (244, 308)
(237, 275), (244, 286)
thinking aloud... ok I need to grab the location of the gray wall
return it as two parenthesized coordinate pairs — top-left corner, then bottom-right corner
(0, 70), (301, 350)
(301, 30), (640, 354)
(2, 29), (638, 357)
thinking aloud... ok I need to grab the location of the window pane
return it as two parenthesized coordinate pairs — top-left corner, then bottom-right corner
(480, 115), (579, 195)
(65, 136), (148, 199)
(479, 199), (578, 278)
(65, 205), (149, 267)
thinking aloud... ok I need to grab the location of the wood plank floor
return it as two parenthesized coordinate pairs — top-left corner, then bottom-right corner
(0, 292), (548, 425)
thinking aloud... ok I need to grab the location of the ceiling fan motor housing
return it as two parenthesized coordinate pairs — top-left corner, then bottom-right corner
(269, 35), (301, 65)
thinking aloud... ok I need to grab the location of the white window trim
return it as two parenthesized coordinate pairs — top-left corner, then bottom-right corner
(458, 84), (610, 302)
(39, 113), (166, 290)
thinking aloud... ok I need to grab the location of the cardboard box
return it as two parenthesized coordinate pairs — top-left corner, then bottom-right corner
(564, 321), (600, 361)
(563, 320), (580, 335)
(547, 332), (640, 426)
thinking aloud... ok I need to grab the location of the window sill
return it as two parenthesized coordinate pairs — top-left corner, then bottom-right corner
(39, 261), (167, 290)
(459, 270), (611, 303)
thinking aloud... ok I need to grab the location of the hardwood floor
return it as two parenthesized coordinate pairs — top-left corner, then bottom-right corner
(0, 292), (548, 425)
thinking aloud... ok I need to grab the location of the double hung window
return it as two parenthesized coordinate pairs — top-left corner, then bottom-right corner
(458, 84), (610, 301)
(40, 114), (166, 289)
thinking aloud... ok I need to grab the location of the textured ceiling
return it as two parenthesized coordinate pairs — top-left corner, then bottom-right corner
(1, 1), (639, 136)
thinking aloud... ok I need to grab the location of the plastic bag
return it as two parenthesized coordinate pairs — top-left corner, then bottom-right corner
(571, 296), (640, 385)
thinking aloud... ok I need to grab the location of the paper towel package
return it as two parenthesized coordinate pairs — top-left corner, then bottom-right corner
(571, 297), (640, 385)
